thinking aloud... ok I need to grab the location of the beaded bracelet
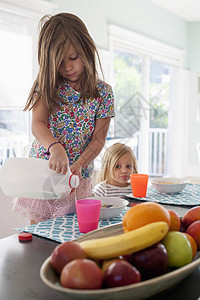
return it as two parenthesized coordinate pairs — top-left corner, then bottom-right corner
(42, 141), (61, 156)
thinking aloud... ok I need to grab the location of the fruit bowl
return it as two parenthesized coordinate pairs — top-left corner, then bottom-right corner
(151, 177), (189, 194)
(40, 223), (200, 300)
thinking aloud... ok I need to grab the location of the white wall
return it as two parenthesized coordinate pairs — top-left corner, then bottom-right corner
(51, 0), (188, 62)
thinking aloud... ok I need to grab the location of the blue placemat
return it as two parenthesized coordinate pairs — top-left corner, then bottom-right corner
(14, 183), (200, 243)
(123, 183), (200, 206)
(14, 208), (129, 243)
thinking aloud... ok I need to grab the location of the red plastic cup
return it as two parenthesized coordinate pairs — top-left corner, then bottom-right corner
(75, 199), (102, 233)
(130, 174), (149, 197)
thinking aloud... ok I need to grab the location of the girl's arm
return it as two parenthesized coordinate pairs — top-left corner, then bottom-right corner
(31, 98), (69, 174)
(70, 117), (111, 176)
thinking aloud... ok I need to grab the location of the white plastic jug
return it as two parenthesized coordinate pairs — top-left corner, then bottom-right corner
(0, 157), (79, 199)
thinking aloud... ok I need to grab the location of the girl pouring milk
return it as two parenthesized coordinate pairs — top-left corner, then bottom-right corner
(13, 13), (115, 224)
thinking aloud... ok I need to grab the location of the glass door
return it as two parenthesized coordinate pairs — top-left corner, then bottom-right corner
(112, 49), (174, 175)
(149, 59), (174, 176)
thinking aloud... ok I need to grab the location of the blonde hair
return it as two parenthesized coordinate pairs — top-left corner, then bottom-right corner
(98, 143), (138, 183)
(24, 13), (103, 113)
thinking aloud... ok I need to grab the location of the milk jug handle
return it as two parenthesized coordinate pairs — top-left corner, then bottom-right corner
(69, 174), (73, 189)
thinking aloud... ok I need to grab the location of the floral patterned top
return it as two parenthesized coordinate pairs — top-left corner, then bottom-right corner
(29, 79), (115, 179)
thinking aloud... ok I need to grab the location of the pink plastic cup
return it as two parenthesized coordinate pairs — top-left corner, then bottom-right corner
(130, 174), (149, 197)
(75, 199), (102, 233)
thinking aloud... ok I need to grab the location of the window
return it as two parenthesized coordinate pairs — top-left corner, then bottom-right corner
(113, 49), (143, 138)
(107, 25), (184, 176)
(0, 0), (55, 164)
(149, 59), (173, 175)
(0, 18), (32, 164)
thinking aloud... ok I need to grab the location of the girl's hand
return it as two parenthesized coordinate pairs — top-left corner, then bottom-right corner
(69, 162), (82, 194)
(70, 161), (82, 179)
(49, 143), (69, 174)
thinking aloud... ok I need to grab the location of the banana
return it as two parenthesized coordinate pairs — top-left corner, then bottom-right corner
(79, 221), (169, 260)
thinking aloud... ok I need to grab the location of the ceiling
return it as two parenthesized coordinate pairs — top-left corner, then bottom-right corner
(149, 0), (200, 22)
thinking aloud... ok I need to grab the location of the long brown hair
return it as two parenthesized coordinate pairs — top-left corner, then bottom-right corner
(24, 13), (103, 113)
(98, 143), (138, 183)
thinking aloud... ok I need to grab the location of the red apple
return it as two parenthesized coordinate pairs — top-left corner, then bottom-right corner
(60, 258), (103, 289)
(103, 260), (141, 288)
(51, 241), (86, 274)
(102, 257), (124, 273)
(182, 206), (200, 228)
(130, 243), (168, 280)
(179, 218), (187, 232)
(186, 220), (200, 250)
(121, 254), (133, 264)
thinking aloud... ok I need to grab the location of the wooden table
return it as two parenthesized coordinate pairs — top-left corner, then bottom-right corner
(1, 233), (200, 300)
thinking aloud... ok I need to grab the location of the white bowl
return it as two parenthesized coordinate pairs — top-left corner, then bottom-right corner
(40, 223), (200, 300)
(87, 197), (129, 220)
(151, 177), (189, 194)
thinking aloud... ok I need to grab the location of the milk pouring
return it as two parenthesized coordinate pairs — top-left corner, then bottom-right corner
(0, 157), (79, 199)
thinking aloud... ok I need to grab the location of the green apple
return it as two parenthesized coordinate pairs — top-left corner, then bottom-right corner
(162, 231), (193, 268)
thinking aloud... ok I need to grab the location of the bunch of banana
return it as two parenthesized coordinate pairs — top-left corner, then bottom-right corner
(79, 221), (169, 260)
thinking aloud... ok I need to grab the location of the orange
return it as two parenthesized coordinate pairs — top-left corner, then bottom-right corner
(168, 209), (181, 231)
(183, 233), (198, 259)
(123, 202), (170, 233)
